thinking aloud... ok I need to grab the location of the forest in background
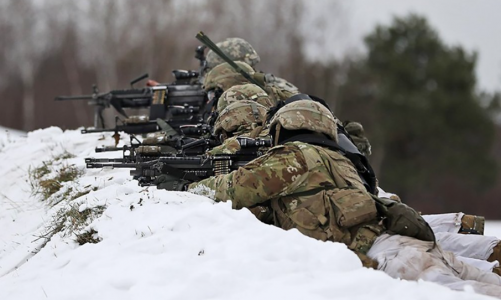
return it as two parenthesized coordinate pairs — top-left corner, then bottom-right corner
(1, 0), (501, 218)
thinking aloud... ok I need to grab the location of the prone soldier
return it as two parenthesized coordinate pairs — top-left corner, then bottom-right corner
(175, 99), (501, 298)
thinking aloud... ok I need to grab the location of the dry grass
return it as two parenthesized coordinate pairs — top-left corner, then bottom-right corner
(29, 162), (82, 202)
(75, 229), (100, 245)
(54, 151), (76, 161)
(38, 204), (106, 246)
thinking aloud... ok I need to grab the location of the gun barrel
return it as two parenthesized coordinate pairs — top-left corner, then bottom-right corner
(86, 162), (138, 169)
(82, 123), (160, 134)
(95, 146), (125, 152)
(85, 158), (126, 163)
(81, 128), (115, 134)
(54, 95), (94, 101)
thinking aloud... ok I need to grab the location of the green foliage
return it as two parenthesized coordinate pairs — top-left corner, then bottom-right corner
(339, 14), (498, 213)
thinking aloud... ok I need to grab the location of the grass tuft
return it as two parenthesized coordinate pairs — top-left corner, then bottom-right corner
(31, 161), (52, 180)
(54, 151), (76, 161)
(39, 204), (106, 246)
(75, 229), (101, 245)
(29, 162), (83, 202)
(38, 179), (62, 200)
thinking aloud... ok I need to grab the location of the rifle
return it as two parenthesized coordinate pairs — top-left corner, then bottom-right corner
(93, 123), (213, 156)
(85, 137), (271, 186)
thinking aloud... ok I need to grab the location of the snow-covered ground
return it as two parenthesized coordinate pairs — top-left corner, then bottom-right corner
(0, 126), (25, 152)
(0, 127), (499, 300)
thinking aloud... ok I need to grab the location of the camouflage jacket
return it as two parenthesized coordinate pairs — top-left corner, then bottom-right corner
(188, 141), (384, 265)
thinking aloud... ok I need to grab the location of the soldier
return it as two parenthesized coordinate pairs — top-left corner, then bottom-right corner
(203, 61), (296, 109)
(209, 99), (272, 223)
(216, 83), (274, 113)
(162, 98), (501, 297)
(344, 120), (501, 274)
(210, 100), (268, 155)
(205, 37), (299, 95)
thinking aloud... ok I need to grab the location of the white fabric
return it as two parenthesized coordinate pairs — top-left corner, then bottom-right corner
(376, 187), (501, 268)
(368, 234), (501, 298)
(376, 187), (397, 200)
(457, 256), (499, 272)
(435, 232), (500, 261)
(422, 213), (464, 233)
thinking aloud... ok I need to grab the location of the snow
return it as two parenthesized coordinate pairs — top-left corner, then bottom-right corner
(0, 126), (25, 152)
(0, 127), (499, 300)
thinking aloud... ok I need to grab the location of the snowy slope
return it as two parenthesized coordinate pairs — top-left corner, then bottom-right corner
(0, 126), (25, 152)
(0, 127), (499, 300)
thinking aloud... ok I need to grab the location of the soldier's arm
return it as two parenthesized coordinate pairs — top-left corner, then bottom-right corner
(206, 137), (241, 155)
(188, 145), (307, 209)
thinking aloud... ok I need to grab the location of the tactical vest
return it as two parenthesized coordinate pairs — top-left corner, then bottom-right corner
(269, 142), (385, 261)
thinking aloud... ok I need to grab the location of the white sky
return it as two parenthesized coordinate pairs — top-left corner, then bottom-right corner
(340, 0), (501, 93)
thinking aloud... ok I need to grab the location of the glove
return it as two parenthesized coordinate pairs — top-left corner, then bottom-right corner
(153, 174), (190, 191)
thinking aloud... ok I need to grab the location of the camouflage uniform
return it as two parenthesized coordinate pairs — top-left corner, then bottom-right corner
(205, 37), (299, 100)
(205, 37), (298, 92)
(343, 121), (372, 157)
(189, 100), (383, 266)
(206, 38), (261, 70)
(353, 121), (501, 274)
(209, 99), (272, 222)
(204, 61), (295, 105)
(217, 84), (274, 112)
(203, 61), (255, 92)
(212, 100), (268, 146)
(187, 100), (501, 296)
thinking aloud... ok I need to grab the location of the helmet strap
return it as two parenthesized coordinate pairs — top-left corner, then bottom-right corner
(274, 123), (281, 146)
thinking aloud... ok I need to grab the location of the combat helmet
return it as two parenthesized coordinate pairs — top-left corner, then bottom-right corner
(269, 99), (338, 142)
(203, 61), (255, 92)
(206, 38), (260, 70)
(217, 84), (274, 112)
(213, 100), (267, 139)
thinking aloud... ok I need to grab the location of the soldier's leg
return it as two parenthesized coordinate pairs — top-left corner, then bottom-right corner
(455, 255), (499, 273)
(422, 212), (464, 233)
(368, 234), (501, 298)
(435, 232), (499, 260)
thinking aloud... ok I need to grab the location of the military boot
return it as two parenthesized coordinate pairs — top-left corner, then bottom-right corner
(488, 241), (501, 263)
(489, 241), (501, 276)
(458, 214), (485, 235)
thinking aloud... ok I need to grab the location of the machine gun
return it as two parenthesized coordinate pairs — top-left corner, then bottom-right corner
(85, 137), (271, 186)
(87, 136), (220, 165)
(55, 46), (208, 129)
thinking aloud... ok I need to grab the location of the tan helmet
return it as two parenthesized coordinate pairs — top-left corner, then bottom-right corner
(269, 99), (338, 142)
(213, 100), (267, 137)
(217, 84), (274, 113)
(203, 61), (255, 92)
(206, 38), (260, 70)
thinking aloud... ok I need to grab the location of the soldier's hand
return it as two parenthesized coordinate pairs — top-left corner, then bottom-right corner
(154, 174), (189, 191)
(146, 79), (160, 87)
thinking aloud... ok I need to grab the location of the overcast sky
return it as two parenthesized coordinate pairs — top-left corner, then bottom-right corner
(324, 0), (501, 93)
